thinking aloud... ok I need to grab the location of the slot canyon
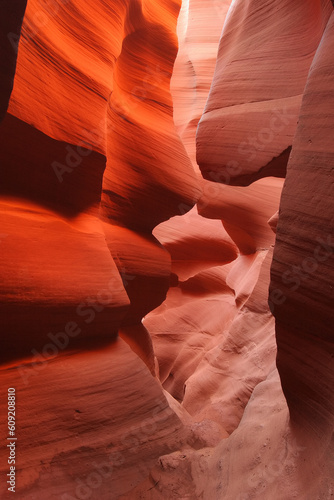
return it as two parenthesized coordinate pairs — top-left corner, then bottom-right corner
(0, 0), (333, 498)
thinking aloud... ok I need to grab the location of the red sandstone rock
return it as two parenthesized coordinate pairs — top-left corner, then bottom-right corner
(171, 0), (231, 169)
(196, 0), (333, 185)
(0, 198), (129, 363)
(1, 0), (334, 498)
(0, 338), (188, 499)
(0, 0), (201, 497)
(270, 11), (334, 458)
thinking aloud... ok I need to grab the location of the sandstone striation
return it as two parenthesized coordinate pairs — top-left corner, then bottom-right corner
(0, 0), (333, 498)
(196, 0), (333, 185)
(0, 0), (201, 497)
(270, 9), (334, 467)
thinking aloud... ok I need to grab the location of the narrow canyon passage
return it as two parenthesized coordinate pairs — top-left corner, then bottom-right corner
(0, 1), (333, 499)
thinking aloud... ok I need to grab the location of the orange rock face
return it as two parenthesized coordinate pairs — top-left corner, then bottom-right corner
(0, 0), (200, 498)
(0, 0), (334, 499)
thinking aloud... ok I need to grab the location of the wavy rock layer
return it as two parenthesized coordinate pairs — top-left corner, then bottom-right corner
(144, 0), (283, 447)
(0, 199), (129, 362)
(270, 11), (334, 456)
(145, 236), (277, 436)
(0, 0), (201, 355)
(180, 0), (333, 498)
(171, 0), (231, 168)
(0, 0), (201, 498)
(196, 0), (333, 185)
(136, 0), (334, 498)
(0, 339), (187, 499)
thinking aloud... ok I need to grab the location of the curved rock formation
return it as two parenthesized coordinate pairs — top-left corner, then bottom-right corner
(270, 9), (334, 459)
(1, 0), (334, 498)
(132, 0), (333, 498)
(178, 0), (333, 498)
(171, 0), (231, 168)
(196, 0), (333, 185)
(0, 0), (201, 498)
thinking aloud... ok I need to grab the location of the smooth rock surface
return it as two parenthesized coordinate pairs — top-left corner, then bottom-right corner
(196, 0), (333, 185)
(270, 11), (334, 451)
